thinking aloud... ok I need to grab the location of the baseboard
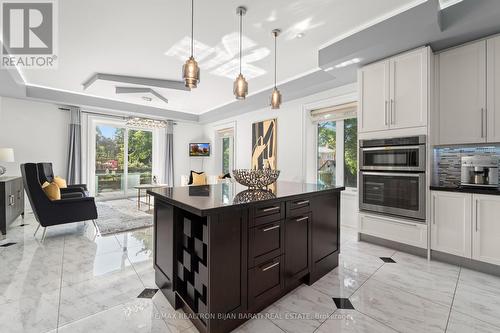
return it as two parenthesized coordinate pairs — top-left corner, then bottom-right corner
(359, 233), (428, 257)
(431, 250), (500, 277)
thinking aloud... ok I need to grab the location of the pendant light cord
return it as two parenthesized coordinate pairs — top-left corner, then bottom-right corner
(274, 34), (277, 88)
(191, 0), (194, 57)
(239, 10), (242, 75)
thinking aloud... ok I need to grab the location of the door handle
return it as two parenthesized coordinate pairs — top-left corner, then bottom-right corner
(262, 225), (280, 232)
(296, 216), (309, 222)
(261, 206), (280, 213)
(261, 261), (280, 272)
(295, 200), (309, 206)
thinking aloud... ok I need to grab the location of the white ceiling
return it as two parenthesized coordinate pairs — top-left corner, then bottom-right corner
(20, 0), (426, 115)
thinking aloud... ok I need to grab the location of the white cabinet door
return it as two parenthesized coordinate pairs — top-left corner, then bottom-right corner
(390, 48), (428, 129)
(472, 195), (500, 265)
(438, 41), (486, 145)
(487, 36), (500, 142)
(358, 61), (390, 133)
(431, 191), (472, 258)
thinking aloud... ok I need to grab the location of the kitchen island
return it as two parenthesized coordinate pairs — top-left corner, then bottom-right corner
(148, 181), (344, 333)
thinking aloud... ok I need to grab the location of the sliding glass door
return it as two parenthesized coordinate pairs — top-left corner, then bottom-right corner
(94, 123), (153, 199)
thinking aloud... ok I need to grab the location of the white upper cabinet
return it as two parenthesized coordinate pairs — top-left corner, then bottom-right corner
(472, 194), (500, 266)
(359, 47), (429, 133)
(438, 41), (487, 144)
(359, 61), (390, 133)
(390, 49), (428, 129)
(431, 191), (472, 258)
(487, 36), (500, 142)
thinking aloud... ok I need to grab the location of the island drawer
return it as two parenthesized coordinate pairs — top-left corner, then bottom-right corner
(251, 202), (284, 227)
(286, 198), (311, 218)
(249, 221), (283, 267)
(248, 256), (284, 310)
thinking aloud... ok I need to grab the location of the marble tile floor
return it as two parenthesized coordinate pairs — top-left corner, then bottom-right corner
(2, 217), (500, 333)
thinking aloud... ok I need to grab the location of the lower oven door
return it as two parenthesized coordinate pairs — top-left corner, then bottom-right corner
(359, 171), (426, 220)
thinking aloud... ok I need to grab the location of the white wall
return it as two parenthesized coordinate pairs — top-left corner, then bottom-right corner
(173, 121), (207, 186)
(200, 83), (358, 183)
(0, 97), (69, 178)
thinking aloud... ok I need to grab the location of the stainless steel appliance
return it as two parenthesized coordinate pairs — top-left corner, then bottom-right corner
(359, 136), (426, 220)
(461, 156), (499, 188)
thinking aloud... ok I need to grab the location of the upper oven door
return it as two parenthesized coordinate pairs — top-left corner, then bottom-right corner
(360, 145), (426, 171)
(359, 171), (426, 220)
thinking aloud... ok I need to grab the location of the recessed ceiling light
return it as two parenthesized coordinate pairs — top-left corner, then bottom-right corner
(334, 58), (361, 69)
(296, 32), (305, 39)
(142, 96), (152, 102)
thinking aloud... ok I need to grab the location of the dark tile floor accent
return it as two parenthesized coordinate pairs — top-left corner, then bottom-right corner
(380, 257), (396, 263)
(137, 288), (159, 299)
(0, 242), (17, 247)
(333, 298), (355, 310)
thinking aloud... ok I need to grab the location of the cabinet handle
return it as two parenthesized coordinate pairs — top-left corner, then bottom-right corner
(261, 261), (280, 272)
(262, 225), (280, 232)
(384, 101), (388, 126)
(295, 200), (309, 206)
(481, 108), (485, 138)
(432, 196), (436, 225)
(296, 216), (309, 222)
(391, 99), (395, 124)
(261, 206), (280, 213)
(475, 199), (479, 232)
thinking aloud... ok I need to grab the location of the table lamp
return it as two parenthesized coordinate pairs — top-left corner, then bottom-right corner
(0, 148), (15, 176)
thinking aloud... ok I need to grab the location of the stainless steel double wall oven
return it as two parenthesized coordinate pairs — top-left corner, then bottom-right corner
(359, 136), (426, 221)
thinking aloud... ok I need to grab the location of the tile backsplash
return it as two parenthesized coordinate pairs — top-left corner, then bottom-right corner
(433, 145), (500, 187)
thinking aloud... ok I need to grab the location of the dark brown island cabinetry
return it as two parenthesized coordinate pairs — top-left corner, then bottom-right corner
(148, 181), (343, 333)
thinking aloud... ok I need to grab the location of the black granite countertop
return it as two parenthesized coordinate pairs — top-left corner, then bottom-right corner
(148, 181), (345, 216)
(430, 185), (500, 196)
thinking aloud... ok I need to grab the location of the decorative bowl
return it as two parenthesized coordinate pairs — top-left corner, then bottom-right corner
(232, 169), (280, 189)
(233, 189), (276, 204)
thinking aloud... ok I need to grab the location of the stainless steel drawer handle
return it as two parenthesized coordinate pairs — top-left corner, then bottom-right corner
(262, 225), (280, 232)
(295, 200), (309, 205)
(296, 216), (309, 222)
(262, 206), (280, 213)
(262, 262), (280, 272)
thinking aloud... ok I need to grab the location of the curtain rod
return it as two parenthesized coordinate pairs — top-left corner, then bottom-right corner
(58, 107), (177, 124)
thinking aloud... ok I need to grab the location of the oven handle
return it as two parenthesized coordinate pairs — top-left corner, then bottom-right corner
(361, 172), (423, 178)
(361, 145), (422, 151)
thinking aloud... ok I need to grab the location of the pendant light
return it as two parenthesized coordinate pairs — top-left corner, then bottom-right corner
(182, 0), (200, 88)
(270, 29), (282, 109)
(234, 6), (248, 100)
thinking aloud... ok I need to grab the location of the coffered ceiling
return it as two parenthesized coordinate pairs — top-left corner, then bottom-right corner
(18, 0), (426, 115)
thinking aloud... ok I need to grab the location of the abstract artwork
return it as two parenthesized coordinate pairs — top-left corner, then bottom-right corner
(252, 118), (277, 170)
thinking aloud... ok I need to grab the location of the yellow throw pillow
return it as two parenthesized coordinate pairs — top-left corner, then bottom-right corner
(42, 182), (61, 201)
(192, 172), (207, 185)
(54, 176), (67, 188)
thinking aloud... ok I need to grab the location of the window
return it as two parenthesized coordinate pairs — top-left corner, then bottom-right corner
(222, 137), (231, 174)
(313, 102), (358, 188)
(217, 128), (234, 175)
(344, 118), (358, 188)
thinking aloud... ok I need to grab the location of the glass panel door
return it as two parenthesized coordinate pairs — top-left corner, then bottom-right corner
(127, 129), (153, 193)
(95, 125), (125, 198)
(94, 124), (154, 199)
(317, 122), (337, 186)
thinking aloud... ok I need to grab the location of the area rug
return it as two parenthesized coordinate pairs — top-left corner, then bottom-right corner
(95, 199), (153, 235)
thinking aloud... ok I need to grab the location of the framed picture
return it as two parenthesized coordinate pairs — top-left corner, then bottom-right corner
(252, 118), (277, 170)
(189, 143), (211, 157)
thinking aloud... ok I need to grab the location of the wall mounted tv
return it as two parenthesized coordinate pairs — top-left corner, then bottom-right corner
(189, 143), (211, 157)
